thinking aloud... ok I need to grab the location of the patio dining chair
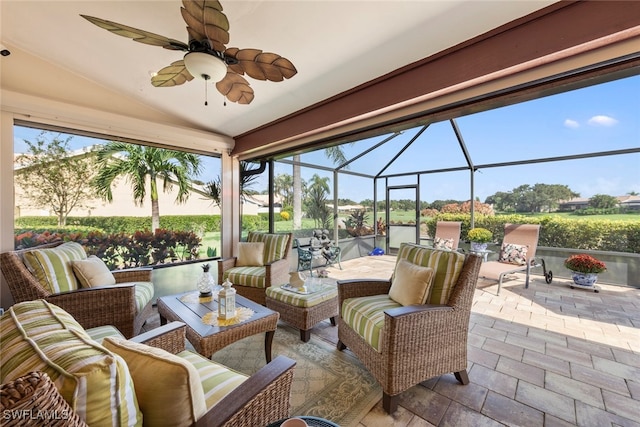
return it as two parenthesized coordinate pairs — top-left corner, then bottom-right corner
(478, 223), (553, 295)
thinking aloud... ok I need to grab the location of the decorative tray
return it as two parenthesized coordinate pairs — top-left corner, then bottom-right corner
(281, 283), (317, 295)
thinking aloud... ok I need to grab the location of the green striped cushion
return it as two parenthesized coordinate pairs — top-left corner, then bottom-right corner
(179, 350), (247, 410)
(247, 232), (290, 264)
(224, 266), (266, 288)
(87, 325), (125, 344)
(396, 243), (465, 304)
(23, 242), (87, 293)
(132, 281), (155, 312)
(0, 300), (141, 427)
(266, 284), (337, 308)
(341, 295), (402, 352)
(104, 337), (207, 427)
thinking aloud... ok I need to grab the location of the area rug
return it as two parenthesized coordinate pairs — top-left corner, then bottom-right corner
(211, 323), (381, 427)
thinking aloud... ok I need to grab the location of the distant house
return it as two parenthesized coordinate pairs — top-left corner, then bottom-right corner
(242, 194), (282, 215)
(618, 195), (640, 210)
(558, 195), (640, 211)
(558, 197), (590, 211)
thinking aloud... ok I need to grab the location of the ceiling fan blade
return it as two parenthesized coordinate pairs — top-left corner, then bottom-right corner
(225, 48), (297, 82)
(181, 0), (229, 52)
(216, 72), (254, 104)
(151, 61), (195, 87)
(81, 15), (188, 51)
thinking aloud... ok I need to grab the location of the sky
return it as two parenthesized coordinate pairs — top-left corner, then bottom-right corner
(13, 74), (640, 205)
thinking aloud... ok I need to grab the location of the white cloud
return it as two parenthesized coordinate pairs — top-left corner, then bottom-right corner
(587, 115), (619, 126)
(564, 119), (579, 129)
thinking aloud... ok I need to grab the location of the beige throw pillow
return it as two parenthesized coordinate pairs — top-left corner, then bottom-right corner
(103, 337), (207, 427)
(388, 259), (435, 306)
(71, 255), (116, 287)
(236, 242), (265, 266)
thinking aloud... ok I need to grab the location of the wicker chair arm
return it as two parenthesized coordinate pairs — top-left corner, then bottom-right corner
(112, 268), (152, 283)
(264, 258), (290, 285)
(194, 355), (296, 427)
(129, 321), (186, 354)
(337, 279), (392, 303)
(382, 303), (467, 353)
(217, 257), (238, 283)
(46, 284), (137, 337)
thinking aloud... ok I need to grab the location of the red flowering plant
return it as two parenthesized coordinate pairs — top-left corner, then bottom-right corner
(564, 254), (607, 274)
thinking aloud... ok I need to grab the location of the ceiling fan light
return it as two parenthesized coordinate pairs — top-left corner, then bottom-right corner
(184, 52), (227, 82)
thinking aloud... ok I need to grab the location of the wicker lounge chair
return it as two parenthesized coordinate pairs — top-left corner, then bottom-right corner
(336, 243), (482, 413)
(478, 223), (553, 295)
(0, 241), (154, 338)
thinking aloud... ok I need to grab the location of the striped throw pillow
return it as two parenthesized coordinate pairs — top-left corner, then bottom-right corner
(0, 300), (142, 427)
(247, 232), (290, 264)
(396, 243), (465, 305)
(23, 242), (87, 293)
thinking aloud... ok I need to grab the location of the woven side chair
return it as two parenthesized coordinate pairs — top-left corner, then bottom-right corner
(0, 242), (154, 338)
(337, 245), (482, 414)
(218, 232), (293, 305)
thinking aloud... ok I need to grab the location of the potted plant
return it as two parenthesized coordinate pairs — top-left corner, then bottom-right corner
(467, 227), (493, 252)
(564, 254), (606, 289)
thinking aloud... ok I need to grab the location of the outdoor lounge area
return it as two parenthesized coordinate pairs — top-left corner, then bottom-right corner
(138, 255), (640, 426)
(2, 1), (640, 426)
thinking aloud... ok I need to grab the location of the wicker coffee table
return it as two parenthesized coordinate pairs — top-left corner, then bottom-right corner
(157, 291), (279, 362)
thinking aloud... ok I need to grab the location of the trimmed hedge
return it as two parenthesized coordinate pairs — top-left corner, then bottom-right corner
(13, 229), (202, 270)
(424, 213), (640, 253)
(16, 215), (222, 235)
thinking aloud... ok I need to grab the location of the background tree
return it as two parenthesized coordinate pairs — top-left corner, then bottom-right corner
(485, 183), (578, 212)
(15, 132), (97, 226)
(293, 145), (349, 230)
(274, 173), (295, 208)
(204, 161), (262, 208)
(304, 174), (332, 228)
(589, 194), (618, 209)
(93, 142), (201, 231)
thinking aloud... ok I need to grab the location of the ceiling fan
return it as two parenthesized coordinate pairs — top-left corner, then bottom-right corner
(81, 0), (297, 105)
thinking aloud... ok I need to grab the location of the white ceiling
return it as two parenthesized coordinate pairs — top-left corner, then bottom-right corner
(1, 1), (557, 140)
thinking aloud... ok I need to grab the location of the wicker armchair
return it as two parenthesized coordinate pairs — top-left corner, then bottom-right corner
(132, 322), (297, 427)
(336, 245), (482, 413)
(0, 242), (154, 338)
(218, 232), (293, 305)
(1, 303), (296, 427)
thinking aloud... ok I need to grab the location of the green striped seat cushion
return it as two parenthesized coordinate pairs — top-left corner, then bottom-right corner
(396, 243), (465, 304)
(179, 350), (248, 410)
(103, 337), (208, 427)
(247, 232), (290, 264)
(0, 300), (141, 427)
(341, 295), (402, 352)
(223, 266), (266, 288)
(23, 242), (87, 293)
(87, 325), (125, 343)
(266, 283), (337, 308)
(130, 281), (155, 312)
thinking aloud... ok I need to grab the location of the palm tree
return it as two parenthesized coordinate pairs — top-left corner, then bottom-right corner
(292, 145), (349, 230)
(93, 142), (202, 231)
(274, 173), (294, 208)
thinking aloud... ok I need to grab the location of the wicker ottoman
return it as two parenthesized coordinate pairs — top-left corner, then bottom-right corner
(265, 280), (338, 342)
